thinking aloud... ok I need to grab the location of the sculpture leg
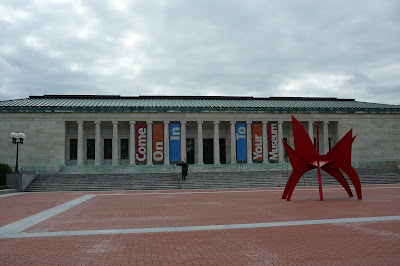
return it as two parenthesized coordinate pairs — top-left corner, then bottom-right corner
(323, 168), (353, 197)
(282, 171), (295, 199)
(340, 166), (362, 199)
(286, 167), (312, 201)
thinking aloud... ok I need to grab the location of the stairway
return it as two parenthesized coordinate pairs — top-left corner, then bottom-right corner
(24, 168), (400, 192)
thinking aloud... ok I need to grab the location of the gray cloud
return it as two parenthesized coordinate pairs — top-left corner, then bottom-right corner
(0, 0), (399, 104)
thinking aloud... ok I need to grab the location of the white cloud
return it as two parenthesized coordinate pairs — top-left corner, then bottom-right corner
(0, 0), (399, 104)
(278, 73), (356, 98)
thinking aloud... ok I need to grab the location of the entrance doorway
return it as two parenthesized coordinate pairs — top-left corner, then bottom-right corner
(219, 139), (226, 164)
(186, 138), (195, 164)
(203, 138), (227, 164)
(203, 139), (213, 164)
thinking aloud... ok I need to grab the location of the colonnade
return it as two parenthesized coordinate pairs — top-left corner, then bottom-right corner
(73, 119), (332, 166)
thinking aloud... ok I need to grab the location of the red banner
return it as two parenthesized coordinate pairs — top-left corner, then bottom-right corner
(268, 123), (278, 162)
(153, 124), (164, 164)
(136, 123), (147, 164)
(252, 124), (263, 162)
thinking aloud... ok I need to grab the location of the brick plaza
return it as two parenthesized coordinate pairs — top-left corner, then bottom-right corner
(1, 185), (400, 265)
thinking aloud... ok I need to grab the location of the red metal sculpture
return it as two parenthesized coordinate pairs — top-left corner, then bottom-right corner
(282, 116), (362, 201)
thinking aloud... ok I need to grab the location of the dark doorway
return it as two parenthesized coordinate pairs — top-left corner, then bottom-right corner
(219, 138), (226, 164)
(203, 139), (214, 164)
(186, 138), (195, 164)
(203, 138), (226, 164)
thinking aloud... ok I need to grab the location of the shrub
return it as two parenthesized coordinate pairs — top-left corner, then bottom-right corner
(0, 163), (12, 186)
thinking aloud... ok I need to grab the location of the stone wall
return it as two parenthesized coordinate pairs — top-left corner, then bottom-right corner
(337, 114), (400, 167)
(0, 113), (65, 171)
(1, 111), (399, 170)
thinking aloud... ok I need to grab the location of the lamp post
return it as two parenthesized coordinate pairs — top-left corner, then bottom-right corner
(10, 132), (25, 173)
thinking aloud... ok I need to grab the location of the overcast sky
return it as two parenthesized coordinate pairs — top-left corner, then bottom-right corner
(1, 0), (399, 104)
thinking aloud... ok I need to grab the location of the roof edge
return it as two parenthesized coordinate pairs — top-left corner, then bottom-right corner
(28, 95), (355, 101)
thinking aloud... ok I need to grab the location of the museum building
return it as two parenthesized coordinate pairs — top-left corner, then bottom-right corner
(1, 95), (399, 172)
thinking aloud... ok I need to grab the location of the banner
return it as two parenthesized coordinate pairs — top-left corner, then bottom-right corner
(170, 123), (181, 162)
(252, 123), (263, 162)
(136, 123), (147, 164)
(268, 123), (278, 162)
(236, 124), (246, 162)
(153, 124), (164, 164)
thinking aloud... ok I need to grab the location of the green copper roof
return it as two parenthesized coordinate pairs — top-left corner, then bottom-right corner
(1, 95), (399, 113)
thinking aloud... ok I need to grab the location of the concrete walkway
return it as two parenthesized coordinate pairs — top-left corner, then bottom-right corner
(1, 185), (400, 265)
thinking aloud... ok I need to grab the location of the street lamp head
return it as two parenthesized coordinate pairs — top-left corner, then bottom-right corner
(10, 132), (25, 144)
(17, 133), (26, 140)
(18, 133), (25, 144)
(10, 132), (18, 144)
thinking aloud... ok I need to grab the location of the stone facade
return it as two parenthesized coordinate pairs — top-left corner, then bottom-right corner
(1, 110), (399, 172)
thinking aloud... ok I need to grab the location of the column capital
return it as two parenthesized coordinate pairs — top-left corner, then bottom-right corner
(94, 120), (101, 125)
(112, 120), (119, 125)
(230, 120), (236, 124)
(77, 120), (84, 125)
(323, 121), (329, 125)
(163, 121), (170, 125)
(197, 121), (203, 125)
(262, 120), (268, 125)
(146, 121), (153, 124)
(308, 121), (314, 124)
(278, 120), (284, 125)
(180, 121), (187, 125)
(246, 121), (252, 124)
(129, 121), (136, 125)
(213, 120), (220, 125)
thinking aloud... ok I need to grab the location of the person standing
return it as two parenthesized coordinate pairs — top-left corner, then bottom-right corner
(177, 161), (189, 180)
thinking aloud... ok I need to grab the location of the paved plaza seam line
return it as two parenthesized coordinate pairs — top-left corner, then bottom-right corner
(6, 215), (400, 239)
(93, 186), (400, 197)
(0, 195), (95, 239)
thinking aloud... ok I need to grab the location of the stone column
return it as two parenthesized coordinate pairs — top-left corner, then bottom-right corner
(262, 121), (269, 164)
(163, 121), (170, 165)
(308, 121), (314, 145)
(213, 121), (220, 164)
(323, 121), (329, 154)
(94, 121), (101, 166)
(129, 121), (136, 166)
(147, 121), (153, 165)
(278, 121), (284, 163)
(180, 121), (187, 162)
(230, 121), (236, 164)
(197, 121), (204, 164)
(77, 120), (84, 166)
(246, 121), (253, 164)
(112, 121), (119, 166)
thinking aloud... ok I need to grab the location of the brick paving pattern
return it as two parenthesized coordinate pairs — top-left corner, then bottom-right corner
(1, 185), (400, 265)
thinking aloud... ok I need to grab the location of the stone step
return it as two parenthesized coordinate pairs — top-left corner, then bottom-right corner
(24, 168), (400, 192)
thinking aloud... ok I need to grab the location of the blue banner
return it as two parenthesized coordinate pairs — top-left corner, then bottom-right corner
(170, 124), (181, 162)
(236, 124), (246, 162)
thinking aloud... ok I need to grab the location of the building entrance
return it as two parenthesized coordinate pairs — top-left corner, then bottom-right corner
(203, 139), (213, 164)
(186, 138), (195, 164)
(203, 138), (227, 164)
(219, 138), (226, 164)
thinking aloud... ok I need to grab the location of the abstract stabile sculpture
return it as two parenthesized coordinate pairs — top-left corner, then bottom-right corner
(282, 116), (362, 201)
